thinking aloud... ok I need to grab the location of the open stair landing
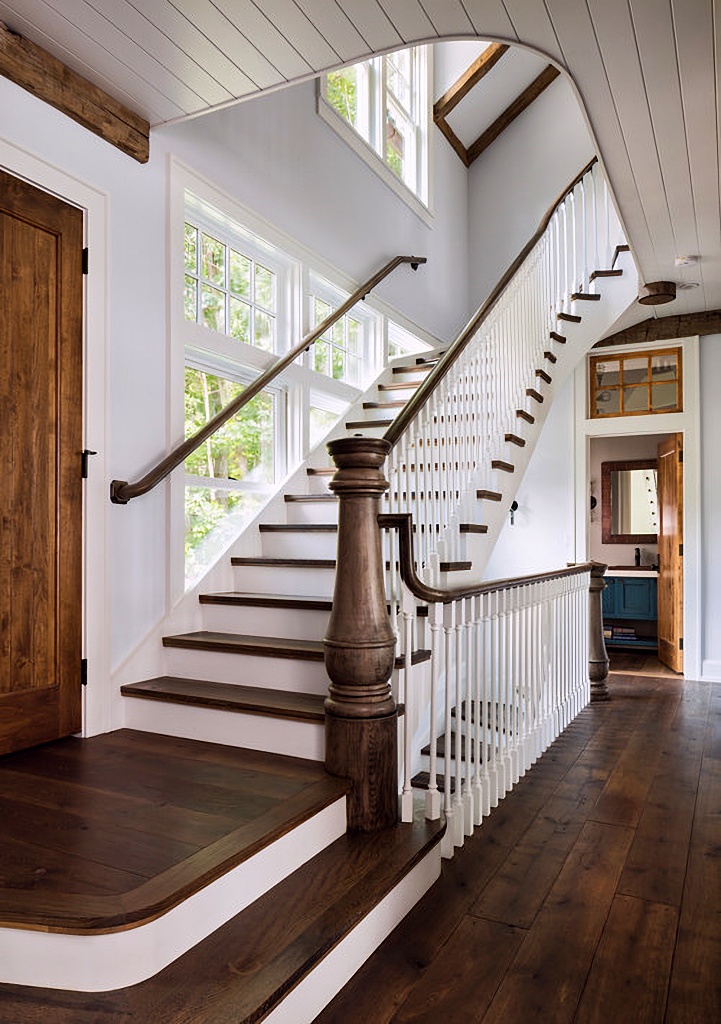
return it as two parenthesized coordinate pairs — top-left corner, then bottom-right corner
(0, 729), (443, 1014)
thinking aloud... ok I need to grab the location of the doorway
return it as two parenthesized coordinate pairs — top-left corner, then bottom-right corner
(0, 168), (84, 754)
(589, 432), (683, 675)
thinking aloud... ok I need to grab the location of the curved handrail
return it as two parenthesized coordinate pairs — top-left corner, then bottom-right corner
(111, 254), (427, 504)
(379, 512), (596, 603)
(384, 158), (597, 447)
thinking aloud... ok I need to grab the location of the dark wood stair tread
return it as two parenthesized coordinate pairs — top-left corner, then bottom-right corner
(232, 557), (337, 568)
(439, 561), (472, 572)
(492, 460), (514, 473)
(571, 292), (601, 301)
(516, 410), (535, 424)
(477, 489), (502, 501)
(199, 592), (333, 611)
(590, 268), (623, 280)
(544, 350), (558, 363)
(345, 419), (394, 429)
(612, 243), (631, 267)
(549, 331), (567, 344)
(363, 399), (407, 409)
(504, 433), (526, 447)
(535, 368), (552, 384)
(392, 362), (435, 374)
(421, 732), (477, 760)
(121, 677), (326, 722)
(306, 467), (335, 476)
(378, 381), (422, 391)
(259, 523), (337, 533)
(558, 311), (582, 323)
(162, 631), (430, 669)
(411, 771), (456, 794)
(284, 493), (336, 502)
(526, 388), (544, 403)
(459, 523), (488, 534)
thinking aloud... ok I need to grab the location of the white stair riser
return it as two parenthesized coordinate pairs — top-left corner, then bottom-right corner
(163, 646), (331, 694)
(201, 603), (330, 640)
(285, 500), (338, 524)
(261, 531), (338, 560)
(305, 474), (334, 495)
(233, 564), (336, 597)
(123, 698), (325, 761)
(0, 798), (347, 992)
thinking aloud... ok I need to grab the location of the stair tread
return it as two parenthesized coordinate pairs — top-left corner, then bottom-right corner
(162, 631), (431, 668)
(232, 557), (337, 568)
(421, 732), (477, 759)
(526, 388), (544, 403)
(363, 399), (407, 409)
(477, 489), (503, 501)
(200, 593), (333, 611)
(549, 331), (567, 344)
(378, 381), (422, 391)
(346, 419), (394, 429)
(410, 771), (456, 794)
(284, 493), (337, 502)
(392, 362), (435, 374)
(535, 369), (552, 384)
(306, 467), (335, 476)
(122, 677), (327, 721)
(459, 523), (488, 534)
(516, 409), (535, 423)
(492, 460), (514, 472)
(571, 292), (601, 301)
(590, 268), (623, 280)
(259, 523), (337, 533)
(558, 312), (582, 323)
(2, 807), (444, 1022)
(504, 433), (526, 447)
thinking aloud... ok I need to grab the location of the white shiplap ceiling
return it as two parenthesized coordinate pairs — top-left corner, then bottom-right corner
(0, 0), (719, 319)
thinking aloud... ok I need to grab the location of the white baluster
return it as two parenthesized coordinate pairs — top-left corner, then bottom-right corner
(400, 585), (415, 823)
(441, 600), (455, 859)
(425, 602), (442, 820)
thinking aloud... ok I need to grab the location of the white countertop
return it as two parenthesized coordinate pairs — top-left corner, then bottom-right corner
(606, 568), (658, 578)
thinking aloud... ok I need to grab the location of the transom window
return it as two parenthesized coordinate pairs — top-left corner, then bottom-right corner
(184, 222), (278, 352)
(321, 46), (429, 206)
(590, 347), (683, 418)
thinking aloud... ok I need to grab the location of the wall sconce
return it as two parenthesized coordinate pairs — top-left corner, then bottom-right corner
(510, 500), (518, 525)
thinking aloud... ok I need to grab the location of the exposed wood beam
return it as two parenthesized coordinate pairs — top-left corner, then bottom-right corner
(434, 116), (470, 168)
(594, 309), (721, 347)
(466, 65), (560, 166)
(433, 43), (509, 122)
(0, 22), (149, 163)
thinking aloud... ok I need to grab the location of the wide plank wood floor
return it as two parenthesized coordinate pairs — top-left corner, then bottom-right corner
(316, 664), (720, 1023)
(0, 728), (346, 932)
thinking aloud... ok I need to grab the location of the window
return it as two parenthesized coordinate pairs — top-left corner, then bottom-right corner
(590, 347), (683, 419)
(184, 222), (279, 352)
(320, 46), (429, 209)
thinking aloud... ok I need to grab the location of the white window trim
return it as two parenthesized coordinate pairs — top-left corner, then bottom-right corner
(317, 48), (434, 227)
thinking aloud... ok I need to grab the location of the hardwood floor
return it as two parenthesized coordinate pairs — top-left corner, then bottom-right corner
(316, 670), (720, 1024)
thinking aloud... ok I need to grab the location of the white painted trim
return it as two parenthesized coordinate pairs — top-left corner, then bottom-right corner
(574, 336), (702, 679)
(0, 138), (110, 737)
(701, 660), (721, 681)
(262, 836), (442, 1024)
(0, 797), (347, 991)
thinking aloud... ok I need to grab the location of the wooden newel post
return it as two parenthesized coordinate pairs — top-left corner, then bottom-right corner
(589, 561), (610, 702)
(323, 436), (398, 831)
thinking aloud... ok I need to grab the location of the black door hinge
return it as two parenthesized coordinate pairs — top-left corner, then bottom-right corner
(82, 449), (97, 478)
(679, 638), (684, 651)
(679, 448), (684, 463)
(81, 658), (88, 687)
(679, 543), (684, 557)
(82, 247), (89, 275)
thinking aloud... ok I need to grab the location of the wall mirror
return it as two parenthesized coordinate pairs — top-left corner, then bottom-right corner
(601, 459), (658, 543)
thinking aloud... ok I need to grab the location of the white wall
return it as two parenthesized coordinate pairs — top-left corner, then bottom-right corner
(467, 77), (595, 306)
(700, 335), (721, 678)
(483, 376), (576, 580)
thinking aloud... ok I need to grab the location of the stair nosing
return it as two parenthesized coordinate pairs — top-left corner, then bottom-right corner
(121, 677), (327, 722)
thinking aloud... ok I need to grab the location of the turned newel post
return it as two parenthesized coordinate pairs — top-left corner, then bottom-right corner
(323, 436), (398, 831)
(589, 561), (610, 702)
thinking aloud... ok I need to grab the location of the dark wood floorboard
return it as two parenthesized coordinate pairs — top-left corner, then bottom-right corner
(316, 674), (721, 1024)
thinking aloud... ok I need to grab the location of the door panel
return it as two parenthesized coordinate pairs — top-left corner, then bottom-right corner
(657, 433), (683, 673)
(0, 170), (83, 754)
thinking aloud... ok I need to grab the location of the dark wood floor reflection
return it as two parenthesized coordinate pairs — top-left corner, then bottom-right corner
(316, 671), (720, 1024)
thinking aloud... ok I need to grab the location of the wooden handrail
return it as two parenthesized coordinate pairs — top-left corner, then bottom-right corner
(379, 512), (594, 603)
(110, 255), (426, 503)
(384, 158), (598, 447)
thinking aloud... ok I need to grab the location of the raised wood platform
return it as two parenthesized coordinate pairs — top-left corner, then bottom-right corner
(0, 729), (346, 934)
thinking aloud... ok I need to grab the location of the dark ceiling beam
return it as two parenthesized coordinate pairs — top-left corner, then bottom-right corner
(594, 309), (721, 347)
(433, 43), (509, 122)
(466, 65), (560, 166)
(0, 21), (149, 163)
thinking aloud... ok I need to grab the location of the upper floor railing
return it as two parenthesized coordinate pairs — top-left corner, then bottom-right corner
(110, 254), (426, 505)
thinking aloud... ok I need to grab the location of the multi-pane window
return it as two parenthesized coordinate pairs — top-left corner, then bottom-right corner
(310, 294), (363, 386)
(323, 46), (428, 202)
(184, 222), (277, 352)
(590, 348), (683, 418)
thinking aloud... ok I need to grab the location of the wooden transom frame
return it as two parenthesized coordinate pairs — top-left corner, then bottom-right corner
(589, 346), (683, 419)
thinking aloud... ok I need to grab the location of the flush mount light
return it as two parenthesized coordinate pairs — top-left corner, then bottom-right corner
(674, 255), (698, 267)
(638, 281), (677, 305)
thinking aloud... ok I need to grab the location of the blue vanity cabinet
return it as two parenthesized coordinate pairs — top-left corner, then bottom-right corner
(602, 574), (658, 647)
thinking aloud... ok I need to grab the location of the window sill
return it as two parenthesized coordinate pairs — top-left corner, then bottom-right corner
(317, 92), (433, 228)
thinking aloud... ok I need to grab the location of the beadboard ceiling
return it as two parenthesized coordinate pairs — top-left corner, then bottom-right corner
(0, 0), (718, 319)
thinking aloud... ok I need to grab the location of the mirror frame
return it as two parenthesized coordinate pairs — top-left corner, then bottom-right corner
(601, 459), (658, 544)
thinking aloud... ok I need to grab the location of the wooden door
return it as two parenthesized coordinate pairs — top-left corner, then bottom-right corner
(0, 169), (84, 755)
(657, 433), (683, 673)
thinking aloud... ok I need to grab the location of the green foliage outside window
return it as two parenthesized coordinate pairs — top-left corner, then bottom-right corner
(326, 68), (358, 127)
